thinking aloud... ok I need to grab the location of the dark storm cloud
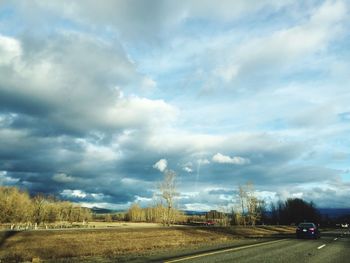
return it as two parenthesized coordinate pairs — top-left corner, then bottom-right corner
(0, 116), (163, 206)
(6, 167), (154, 205)
(0, 107), (344, 209)
(58, 181), (153, 205)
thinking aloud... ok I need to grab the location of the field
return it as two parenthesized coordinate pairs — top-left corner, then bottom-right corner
(0, 224), (295, 262)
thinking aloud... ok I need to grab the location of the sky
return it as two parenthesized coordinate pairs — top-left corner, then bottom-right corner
(0, 0), (350, 211)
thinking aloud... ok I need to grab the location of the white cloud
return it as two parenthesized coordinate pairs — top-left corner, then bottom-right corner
(0, 171), (20, 185)
(0, 35), (22, 65)
(141, 76), (157, 90)
(106, 96), (178, 129)
(147, 131), (225, 154)
(310, 0), (347, 25)
(61, 189), (87, 198)
(153, 158), (168, 172)
(198, 159), (210, 165)
(291, 192), (304, 199)
(186, 0), (293, 21)
(26, 0), (293, 41)
(182, 162), (193, 173)
(76, 139), (121, 163)
(212, 153), (250, 165)
(0, 32), (178, 135)
(183, 166), (193, 173)
(210, 0), (347, 83)
(90, 193), (105, 201)
(52, 173), (75, 183)
(183, 203), (212, 211)
(214, 65), (240, 82)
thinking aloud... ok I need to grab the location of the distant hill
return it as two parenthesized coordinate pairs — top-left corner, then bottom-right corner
(318, 208), (350, 218)
(89, 207), (126, 214)
(183, 208), (350, 218)
(88, 207), (350, 218)
(182, 210), (207, 216)
(90, 208), (209, 215)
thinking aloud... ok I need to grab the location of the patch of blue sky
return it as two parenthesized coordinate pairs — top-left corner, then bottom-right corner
(0, 3), (15, 19)
(0, 6), (87, 40)
(180, 19), (258, 40)
(301, 141), (350, 173)
(325, 162), (350, 182)
(281, 67), (331, 85)
(340, 171), (350, 182)
(281, 63), (345, 93)
(327, 33), (350, 53)
(285, 142), (333, 165)
(338, 112), (350, 122)
(0, 5), (23, 36)
(257, 118), (289, 131)
(53, 18), (89, 34)
(130, 10), (304, 83)
(332, 133), (350, 149)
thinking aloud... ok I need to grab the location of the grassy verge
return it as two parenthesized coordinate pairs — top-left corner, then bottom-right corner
(0, 225), (295, 262)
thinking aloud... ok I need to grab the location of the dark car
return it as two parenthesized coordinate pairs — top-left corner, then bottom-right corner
(296, 222), (320, 239)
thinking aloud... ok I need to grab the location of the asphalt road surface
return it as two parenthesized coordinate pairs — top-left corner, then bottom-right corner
(164, 229), (350, 263)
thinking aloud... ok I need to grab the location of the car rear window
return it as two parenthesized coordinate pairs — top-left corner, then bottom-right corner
(298, 223), (315, 228)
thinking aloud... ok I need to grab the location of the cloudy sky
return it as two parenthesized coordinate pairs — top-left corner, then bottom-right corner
(1, 0), (350, 211)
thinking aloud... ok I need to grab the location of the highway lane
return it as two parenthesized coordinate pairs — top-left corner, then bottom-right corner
(165, 229), (350, 263)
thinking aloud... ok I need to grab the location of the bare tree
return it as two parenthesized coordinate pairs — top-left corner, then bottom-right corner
(0, 186), (92, 229)
(246, 182), (263, 226)
(127, 203), (145, 222)
(235, 182), (262, 226)
(238, 185), (247, 226)
(32, 195), (47, 228)
(0, 187), (33, 228)
(159, 169), (178, 226)
(104, 214), (112, 222)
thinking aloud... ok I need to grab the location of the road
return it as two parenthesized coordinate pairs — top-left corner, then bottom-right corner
(164, 229), (350, 263)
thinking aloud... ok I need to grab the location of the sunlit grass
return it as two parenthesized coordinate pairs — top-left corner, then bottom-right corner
(0, 225), (295, 262)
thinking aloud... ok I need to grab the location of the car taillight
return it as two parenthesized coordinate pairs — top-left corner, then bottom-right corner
(309, 228), (315, 231)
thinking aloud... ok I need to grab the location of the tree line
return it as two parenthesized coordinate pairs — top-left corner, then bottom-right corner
(1, 174), (324, 228)
(230, 182), (321, 226)
(269, 198), (321, 225)
(0, 186), (92, 229)
(123, 178), (322, 227)
(126, 203), (186, 223)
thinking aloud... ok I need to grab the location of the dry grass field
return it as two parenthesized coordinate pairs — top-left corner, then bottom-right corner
(81, 221), (163, 228)
(0, 224), (295, 262)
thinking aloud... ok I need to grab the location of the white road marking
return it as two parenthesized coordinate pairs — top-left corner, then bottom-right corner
(317, 244), (326, 250)
(165, 239), (288, 263)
